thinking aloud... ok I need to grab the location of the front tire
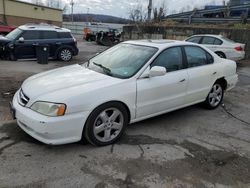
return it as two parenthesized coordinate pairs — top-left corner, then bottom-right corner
(84, 102), (128, 146)
(204, 83), (224, 109)
(58, 48), (73, 62)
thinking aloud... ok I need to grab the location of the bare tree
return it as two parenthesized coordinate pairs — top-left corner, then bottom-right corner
(46, 0), (62, 9)
(128, 0), (148, 23)
(31, 0), (45, 6)
(153, 1), (166, 23)
(63, 4), (69, 14)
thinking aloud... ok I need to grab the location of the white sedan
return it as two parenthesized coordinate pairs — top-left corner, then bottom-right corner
(11, 40), (238, 146)
(185, 34), (245, 61)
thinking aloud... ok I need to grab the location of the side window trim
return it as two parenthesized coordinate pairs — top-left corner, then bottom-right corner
(150, 46), (186, 72)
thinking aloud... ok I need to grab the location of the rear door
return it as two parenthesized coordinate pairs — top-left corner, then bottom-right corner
(14, 30), (41, 59)
(200, 36), (223, 52)
(40, 31), (58, 57)
(183, 46), (219, 103)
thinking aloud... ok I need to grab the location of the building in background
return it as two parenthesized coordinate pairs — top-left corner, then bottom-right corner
(0, 0), (62, 26)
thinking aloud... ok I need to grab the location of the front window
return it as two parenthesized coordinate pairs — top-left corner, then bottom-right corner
(186, 36), (202, 44)
(87, 44), (158, 79)
(151, 47), (184, 72)
(21, 31), (41, 40)
(5, 28), (23, 40)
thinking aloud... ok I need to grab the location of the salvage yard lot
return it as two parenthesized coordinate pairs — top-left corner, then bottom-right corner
(1, 41), (250, 188)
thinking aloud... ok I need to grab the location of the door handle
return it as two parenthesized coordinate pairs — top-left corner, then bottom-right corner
(32, 43), (39, 46)
(56, 42), (62, 45)
(212, 72), (217, 75)
(179, 79), (186, 83)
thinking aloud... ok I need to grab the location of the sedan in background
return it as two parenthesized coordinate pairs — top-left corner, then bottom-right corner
(11, 40), (238, 146)
(185, 34), (245, 61)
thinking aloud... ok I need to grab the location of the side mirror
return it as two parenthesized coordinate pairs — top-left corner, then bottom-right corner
(149, 66), (166, 77)
(18, 37), (24, 43)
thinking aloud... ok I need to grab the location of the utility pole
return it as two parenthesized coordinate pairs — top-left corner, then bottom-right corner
(70, 0), (74, 23)
(148, 0), (152, 21)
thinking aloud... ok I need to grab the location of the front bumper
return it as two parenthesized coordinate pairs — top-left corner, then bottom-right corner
(12, 92), (89, 145)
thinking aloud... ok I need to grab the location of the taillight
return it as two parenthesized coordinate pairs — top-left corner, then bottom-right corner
(235, 46), (243, 51)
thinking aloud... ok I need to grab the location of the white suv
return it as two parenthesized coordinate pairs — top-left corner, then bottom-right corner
(185, 34), (245, 61)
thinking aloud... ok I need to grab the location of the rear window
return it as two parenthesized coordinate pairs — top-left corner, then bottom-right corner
(201, 36), (223, 45)
(58, 32), (72, 39)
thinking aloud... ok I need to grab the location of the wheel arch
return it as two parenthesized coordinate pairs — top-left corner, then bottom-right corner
(81, 100), (131, 143)
(91, 100), (131, 122)
(215, 77), (227, 90)
(215, 51), (226, 58)
(55, 45), (74, 58)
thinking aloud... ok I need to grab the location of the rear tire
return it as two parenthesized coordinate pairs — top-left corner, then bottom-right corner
(204, 82), (224, 109)
(83, 102), (128, 146)
(58, 48), (73, 62)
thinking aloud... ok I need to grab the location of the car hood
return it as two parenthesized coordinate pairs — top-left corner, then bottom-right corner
(22, 64), (119, 98)
(0, 36), (11, 44)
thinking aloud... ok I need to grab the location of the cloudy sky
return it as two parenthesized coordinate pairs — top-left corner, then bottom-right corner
(23, 0), (230, 18)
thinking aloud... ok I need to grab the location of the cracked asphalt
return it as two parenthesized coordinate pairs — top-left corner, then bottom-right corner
(0, 41), (250, 188)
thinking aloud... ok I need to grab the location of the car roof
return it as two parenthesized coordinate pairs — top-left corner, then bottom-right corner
(18, 24), (71, 33)
(188, 34), (223, 38)
(123, 40), (197, 49)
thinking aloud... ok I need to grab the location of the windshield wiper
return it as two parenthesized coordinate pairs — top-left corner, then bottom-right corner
(93, 62), (112, 75)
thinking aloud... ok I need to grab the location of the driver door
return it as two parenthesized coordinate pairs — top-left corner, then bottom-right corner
(136, 47), (188, 118)
(14, 30), (41, 59)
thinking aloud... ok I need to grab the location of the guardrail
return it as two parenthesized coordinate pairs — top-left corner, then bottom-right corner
(166, 17), (249, 24)
(166, 4), (250, 18)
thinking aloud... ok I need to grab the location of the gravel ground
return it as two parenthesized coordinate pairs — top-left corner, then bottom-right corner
(0, 41), (250, 188)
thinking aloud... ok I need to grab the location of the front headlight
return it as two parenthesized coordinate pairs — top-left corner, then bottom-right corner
(30, 101), (66, 117)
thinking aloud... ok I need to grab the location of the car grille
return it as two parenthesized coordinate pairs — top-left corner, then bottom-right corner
(18, 89), (30, 106)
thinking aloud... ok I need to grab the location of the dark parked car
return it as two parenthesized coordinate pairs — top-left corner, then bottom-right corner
(0, 24), (78, 61)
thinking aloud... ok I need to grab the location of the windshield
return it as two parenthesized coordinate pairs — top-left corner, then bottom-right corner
(6, 28), (23, 40)
(87, 43), (158, 79)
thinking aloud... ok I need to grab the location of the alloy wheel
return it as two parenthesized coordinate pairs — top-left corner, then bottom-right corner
(93, 108), (124, 142)
(208, 84), (223, 107)
(60, 49), (72, 61)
